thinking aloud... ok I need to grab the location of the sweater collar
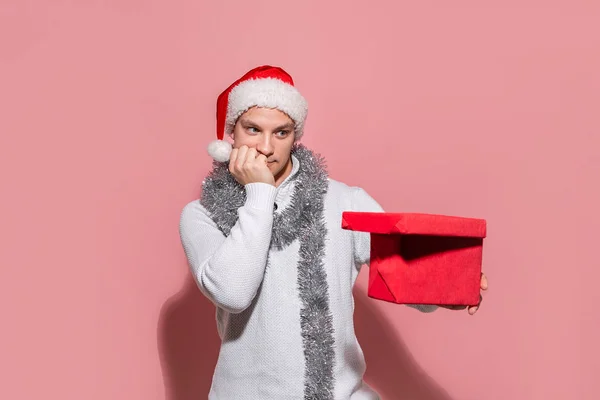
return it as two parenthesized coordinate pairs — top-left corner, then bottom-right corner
(274, 154), (300, 202)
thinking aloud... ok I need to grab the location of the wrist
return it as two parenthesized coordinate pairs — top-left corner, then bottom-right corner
(244, 183), (277, 211)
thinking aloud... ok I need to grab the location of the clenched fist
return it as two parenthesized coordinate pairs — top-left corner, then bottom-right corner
(229, 145), (275, 186)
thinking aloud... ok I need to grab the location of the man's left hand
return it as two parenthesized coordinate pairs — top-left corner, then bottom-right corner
(439, 273), (488, 315)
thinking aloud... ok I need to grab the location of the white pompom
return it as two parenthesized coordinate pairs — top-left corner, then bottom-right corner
(207, 139), (232, 162)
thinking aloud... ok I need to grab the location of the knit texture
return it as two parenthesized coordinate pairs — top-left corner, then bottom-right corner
(179, 153), (436, 399)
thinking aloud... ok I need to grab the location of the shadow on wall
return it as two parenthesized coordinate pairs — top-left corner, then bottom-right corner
(158, 275), (220, 400)
(157, 274), (453, 400)
(353, 285), (454, 400)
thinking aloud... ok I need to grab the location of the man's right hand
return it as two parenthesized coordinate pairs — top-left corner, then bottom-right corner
(229, 145), (275, 187)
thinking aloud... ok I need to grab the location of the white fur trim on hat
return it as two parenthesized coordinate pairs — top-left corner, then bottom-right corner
(225, 77), (308, 139)
(207, 139), (232, 162)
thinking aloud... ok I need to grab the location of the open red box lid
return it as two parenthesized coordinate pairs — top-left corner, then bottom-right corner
(342, 212), (486, 238)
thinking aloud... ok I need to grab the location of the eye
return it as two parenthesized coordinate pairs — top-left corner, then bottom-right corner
(246, 127), (259, 133)
(276, 130), (290, 137)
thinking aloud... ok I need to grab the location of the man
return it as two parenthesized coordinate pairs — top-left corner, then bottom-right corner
(179, 65), (488, 399)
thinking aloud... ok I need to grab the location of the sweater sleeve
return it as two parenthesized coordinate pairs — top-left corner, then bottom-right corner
(350, 187), (438, 313)
(179, 182), (277, 314)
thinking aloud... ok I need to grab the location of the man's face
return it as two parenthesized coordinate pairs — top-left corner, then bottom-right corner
(232, 107), (296, 184)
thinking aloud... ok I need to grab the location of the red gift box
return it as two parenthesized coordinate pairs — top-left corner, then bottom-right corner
(342, 212), (487, 306)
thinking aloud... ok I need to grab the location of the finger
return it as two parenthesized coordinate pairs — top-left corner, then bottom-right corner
(480, 273), (488, 290)
(245, 147), (258, 164)
(228, 148), (239, 171)
(236, 146), (248, 168)
(472, 294), (483, 314)
(256, 153), (268, 165)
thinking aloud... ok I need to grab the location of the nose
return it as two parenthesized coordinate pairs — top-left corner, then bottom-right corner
(256, 134), (274, 158)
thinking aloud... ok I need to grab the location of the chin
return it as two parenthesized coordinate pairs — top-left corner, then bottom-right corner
(269, 164), (282, 176)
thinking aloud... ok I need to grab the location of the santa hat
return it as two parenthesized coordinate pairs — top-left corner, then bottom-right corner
(207, 65), (308, 162)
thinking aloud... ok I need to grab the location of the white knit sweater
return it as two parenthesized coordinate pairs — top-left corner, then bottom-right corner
(179, 155), (436, 399)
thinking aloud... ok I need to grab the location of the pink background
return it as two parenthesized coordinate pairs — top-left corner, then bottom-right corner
(1, 1), (598, 399)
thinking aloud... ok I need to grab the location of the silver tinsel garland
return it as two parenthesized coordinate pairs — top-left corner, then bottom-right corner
(200, 144), (335, 399)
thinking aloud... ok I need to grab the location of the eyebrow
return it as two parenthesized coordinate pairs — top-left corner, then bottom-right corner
(239, 118), (257, 126)
(273, 122), (295, 131)
(239, 119), (295, 131)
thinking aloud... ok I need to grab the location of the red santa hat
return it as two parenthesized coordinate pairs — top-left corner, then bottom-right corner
(207, 65), (308, 162)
